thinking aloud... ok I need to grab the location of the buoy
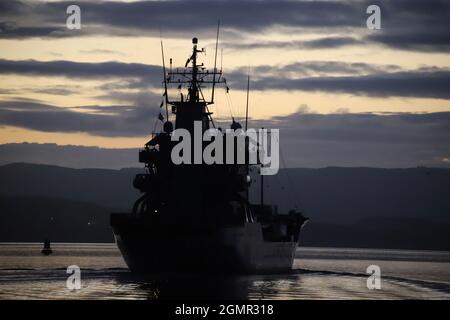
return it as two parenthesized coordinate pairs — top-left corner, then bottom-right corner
(41, 239), (53, 255)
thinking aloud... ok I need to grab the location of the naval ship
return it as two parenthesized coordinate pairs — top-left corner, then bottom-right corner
(111, 35), (308, 273)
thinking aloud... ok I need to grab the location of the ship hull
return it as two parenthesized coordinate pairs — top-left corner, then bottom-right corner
(111, 214), (299, 274)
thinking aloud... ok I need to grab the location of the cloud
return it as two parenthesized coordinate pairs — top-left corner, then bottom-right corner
(1, 0), (448, 52)
(0, 143), (139, 169)
(79, 49), (125, 56)
(364, 0), (450, 52)
(0, 89), (16, 94)
(0, 22), (78, 39)
(0, 59), (160, 81)
(367, 32), (450, 53)
(249, 111), (450, 168)
(31, 86), (80, 96)
(0, 0), (361, 33)
(239, 61), (403, 77)
(230, 68), (450, 99)
(1, 104), (449, 168)
(0, 98), (162, 137)
(1, 59), (449, 99)
(223, 37), (363, 50)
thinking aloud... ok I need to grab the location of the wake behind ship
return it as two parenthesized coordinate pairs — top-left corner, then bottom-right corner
(111, 35), (308, 273)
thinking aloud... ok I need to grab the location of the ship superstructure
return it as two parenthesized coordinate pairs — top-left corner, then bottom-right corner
(111, 35), (308, 273)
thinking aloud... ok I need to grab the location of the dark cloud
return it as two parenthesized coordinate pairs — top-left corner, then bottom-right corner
(0, 59), (160, 81)
(303, 36), (361, 49)
(1, 102), (449, 168)
(0, 84), (80, 96)
(268, 111), (450, 145)
(229, 69), (450, 99)
(367, 32), (450, 53)
(1, 59), (448, 99)
(249, 111), (450, 168)
(0, 98), (162, 137)
(1, 0), (448, 52)
(0, 143), (139, 169)
(365, 0), (450, 52)
(72, 105), (136, 114)
(0, 0), (361, 33)
(0, 1), (27, 15)
(31, 86), (80, 96)
(0, 22), (78, 39)
(223, 37), (363, 50)
(238, 61), (403, 77)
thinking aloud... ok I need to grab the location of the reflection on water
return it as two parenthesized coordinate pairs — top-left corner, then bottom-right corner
(0, 243), (449, 300)
(2, 268), (449, 300)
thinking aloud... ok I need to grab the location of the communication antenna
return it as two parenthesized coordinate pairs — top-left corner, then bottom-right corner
(220, 47), (223, 72)
(211, 20), (220, 104)
(260, 128), (265, 208)
(245, 73), (250, 202)
(160, 40), (169, 120)
(245, 74), (250, 131)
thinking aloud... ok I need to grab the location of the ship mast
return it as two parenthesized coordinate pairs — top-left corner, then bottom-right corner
(163, 39), (225, 106)
(161, 34), (226, 133)
(189, 37), (200, 102)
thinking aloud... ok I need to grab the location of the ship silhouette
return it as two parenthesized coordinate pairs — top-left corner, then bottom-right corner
(111, 34), (308, 273)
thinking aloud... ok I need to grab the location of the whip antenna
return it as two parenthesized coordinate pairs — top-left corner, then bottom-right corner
(211, 20), (220, 103)
(160, 40), (169, 120)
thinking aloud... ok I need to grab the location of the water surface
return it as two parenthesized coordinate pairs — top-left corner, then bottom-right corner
(0, 243), (449, 300)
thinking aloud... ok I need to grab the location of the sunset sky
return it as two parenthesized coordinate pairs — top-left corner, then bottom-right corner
(0, 0), (449, 167)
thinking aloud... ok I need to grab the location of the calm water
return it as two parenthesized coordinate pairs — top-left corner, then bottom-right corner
(0, 243), (449, 300)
